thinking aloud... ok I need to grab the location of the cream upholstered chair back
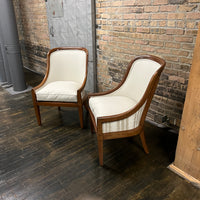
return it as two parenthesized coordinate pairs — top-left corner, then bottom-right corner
(45, 49), (87, 85)
(113, 58), (162, 102)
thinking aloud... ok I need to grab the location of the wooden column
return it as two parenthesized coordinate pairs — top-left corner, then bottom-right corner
(169, 24), (200, 188)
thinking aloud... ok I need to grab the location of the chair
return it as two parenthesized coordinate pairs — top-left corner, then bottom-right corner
(87, 55), (166, 166)
(32, 47), (88, 128)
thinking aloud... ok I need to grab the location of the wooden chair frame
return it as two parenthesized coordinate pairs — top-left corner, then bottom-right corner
(87, 55), (166, 166)
(32, 47), (88, 128)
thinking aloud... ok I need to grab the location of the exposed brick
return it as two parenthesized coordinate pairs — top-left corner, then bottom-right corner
(13, 0), (50, 74)
(150, 28), (166, 34)
(137, 27), (150, 33)
(95, 0), (200, 128)
(182, 43), (195, 50)
(175, 36), (193, 43)
(149, 41), (164, 47)
(111, 1), (122, 6)
(153, 0), (168, 5)
(159, 21), (167, 27)
(169, 76), (185, 84)
(185, 29), (198, 35)
(124, 14), (136, 20)
(165, 42), (181, 48)
(167, 21), (176, 27)
(144, 6), (159, 13)
(150, 21), (158, 27)
(186, 13), (200, 19)
(123, 1), (136, 6)
(188, 0), (200, 2)
(178, 5), (197, 12)
(168, 0), (187, 4)
(135, 0), (151, 6)
(168, 13), (185, 19)
(179, 57), (193, 65)
(152, 13), (167, 19)
(186, 22), (196, 29)
(160, 5), (177, 12)
(136, 14), (150, 20)
(177, 21), (185, 28)
(171, 50), (189, 57)
(166, 28), (184, 35)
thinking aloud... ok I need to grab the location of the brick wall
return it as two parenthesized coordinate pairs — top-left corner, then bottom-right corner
(96, 0), (200, 127)
(13, 0), (50, 74)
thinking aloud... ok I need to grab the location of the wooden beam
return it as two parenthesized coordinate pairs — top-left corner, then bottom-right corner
(168, 164), (200, 188)
(169, 24), (200, 185)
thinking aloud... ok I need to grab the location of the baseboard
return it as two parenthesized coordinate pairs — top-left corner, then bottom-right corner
(168, 163), (200, 189)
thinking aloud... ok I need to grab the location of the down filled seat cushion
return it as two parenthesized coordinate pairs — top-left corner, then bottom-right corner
(89, 95), (145, 133)
(36, 81), (86, 102)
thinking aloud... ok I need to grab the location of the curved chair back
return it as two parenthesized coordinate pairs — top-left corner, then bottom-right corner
(113, 55), (165, 103)
(45, 47), (88, 85)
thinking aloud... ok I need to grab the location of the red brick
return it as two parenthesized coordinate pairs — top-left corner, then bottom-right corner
(152, 13), (167, 19)
(160, 5), (177, 12)
(185, 30), (198, 36)
(144, 6), (159, 12)
(167, 20), (176, 27)
(179, 57), (193, 65)
(123, 1), (136, 6)
(166, 28), (184, 35)
(135, 0), (151, 5)
(182, 43), (195, 50)
(186, 12), (200, 19)
(178, 5), (197, 12)
(135, 14), (150, 20)
(142, 46), (156, 52)
(149, 41), (164, 47)
(175, 36), (193, 43)
(124, 14), (136, 20)
(159, 21), (167, 27)
(168, 13), (185, 19)
(165, 42), (181, 48)
(153, 0), (168, 5)
(110, 1), (122, 6)
(171, 50), (189, 57)
(188, 0), (200, 2)
(137, 27), (150, 33)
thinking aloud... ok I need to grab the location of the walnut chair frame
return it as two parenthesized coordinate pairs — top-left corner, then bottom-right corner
(87, 55), (166, 166)
(32, 47), (88, 128)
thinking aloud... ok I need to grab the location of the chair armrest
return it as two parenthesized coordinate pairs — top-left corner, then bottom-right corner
(77, 78), (87, 94)
(32, 73), (48, 92)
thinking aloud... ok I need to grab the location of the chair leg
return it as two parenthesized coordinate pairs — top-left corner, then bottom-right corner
(58, 106), (61, 111)
(78, 105), (84, 128)
(89, 117), (95, 134)
(33, 104), (41, 126)
(97, 135), (104, 166)
(140, 130), (149, 154)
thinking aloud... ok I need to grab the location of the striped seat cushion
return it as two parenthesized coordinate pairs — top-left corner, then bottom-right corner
(36, 81), (86, 102)
(89, 95), (145, 133)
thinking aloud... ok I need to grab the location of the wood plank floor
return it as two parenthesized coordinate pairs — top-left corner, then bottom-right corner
(0, 69), (200, 200)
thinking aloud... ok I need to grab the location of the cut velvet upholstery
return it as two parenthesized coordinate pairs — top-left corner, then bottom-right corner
(32, 47), (88, 128)
(87, 55), (166, 166)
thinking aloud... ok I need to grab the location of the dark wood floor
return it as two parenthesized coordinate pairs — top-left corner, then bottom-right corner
(0, 69), (200, 200)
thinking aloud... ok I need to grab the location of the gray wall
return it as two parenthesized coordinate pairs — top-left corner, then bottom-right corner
(46, 0), (96, 92)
